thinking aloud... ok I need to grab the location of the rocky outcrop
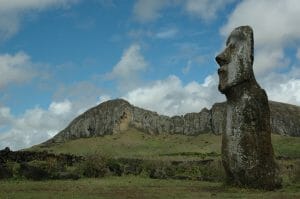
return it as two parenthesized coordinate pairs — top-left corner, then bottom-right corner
(211, 102), (226, 135)
(46, 98), (300, 144)
(47, 99), (213, 143)
(215, 26), (280, 189)
(210, 101), (300, 137)
(269, 101), (300, 137)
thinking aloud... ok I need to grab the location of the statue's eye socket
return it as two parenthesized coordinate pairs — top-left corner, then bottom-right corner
(228, 43), (235, 49)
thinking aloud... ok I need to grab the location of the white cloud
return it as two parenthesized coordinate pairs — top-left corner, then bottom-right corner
(254, 47), (289, 75)
(155, 28), (178, 39)
(0, 97), (97, 150)
(133, 0), (235, 23)
(221, 0), (300, 75)
(0, 52), (36, 88)
(259, 67), (300, 106)
(221, 0), (300, 47)
(49, 100), (72, 115)
(97, 95), (112, 104)
(0, 100), (72, 150)
(110, 44), (147, 79)
(0, 0), (78, 40)
(53, 81), (106, 115)
(107, 44), (148, 91)
(128, 27), (178, 40)
(268, 79), (300, 104)
(124, 74), (224, 116)
(0, 77), (115, 150)
(185, 0), (235, 21)
(133, 0), (170, 22)
(0, 107), (13, 127)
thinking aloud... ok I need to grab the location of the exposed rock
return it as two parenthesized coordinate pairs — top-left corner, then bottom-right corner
(215, 26), (281, 189)
(269, 101), (300, 137)
(47, 99), (213, 144)
(210, 102), (226, 135)
(210, 101), (300, 137)
(45, 96), (300, 145)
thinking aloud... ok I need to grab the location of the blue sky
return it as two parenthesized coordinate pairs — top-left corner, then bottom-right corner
(0, 0), (300, 150)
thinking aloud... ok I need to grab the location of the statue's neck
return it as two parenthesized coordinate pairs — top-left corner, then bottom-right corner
(224, 79), (260, 102)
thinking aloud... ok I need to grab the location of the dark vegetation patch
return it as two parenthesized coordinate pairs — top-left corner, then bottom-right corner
(159, 151), (220, 158)
(0, 147), (226, 182)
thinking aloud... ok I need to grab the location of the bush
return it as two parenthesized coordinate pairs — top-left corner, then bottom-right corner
(79, 153), (109, 178)
(18, 158), (67, 180)
(120, 158), (143, 175)
(143, 160), (175, 179)
(291, 160), (300, 183)
(5, 161), (20, 179)
(198, 159), (225, 182)
(174, 162), (202, 180)
(107, 159), (122, 176)
(19, 162), (50, 180)
(0, 163), (13, 179)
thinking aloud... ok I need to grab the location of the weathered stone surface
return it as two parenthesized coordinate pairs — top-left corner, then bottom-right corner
(215, 26), (281, 189)
(46, 98), (300, 145)
(47, 99), (213, 144)
(210, 102), (226, 135)
(210, 101), (300, 136)
(269, 101), (300, 137)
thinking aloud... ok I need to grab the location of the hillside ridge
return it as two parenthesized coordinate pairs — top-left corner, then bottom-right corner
(46, 99), (300, 143)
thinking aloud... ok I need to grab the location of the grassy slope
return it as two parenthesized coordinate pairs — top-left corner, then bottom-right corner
(9, 130), (300, 198)
(272, 134), (300, 159)
(1, 176), (299, 199)
(30, 128), (300, 160)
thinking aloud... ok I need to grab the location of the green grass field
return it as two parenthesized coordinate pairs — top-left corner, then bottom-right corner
(4, 129), (299, 198)
(30, 128), (222, 160)
(1, 176), (299, 199)
(30, 128), (300, 160)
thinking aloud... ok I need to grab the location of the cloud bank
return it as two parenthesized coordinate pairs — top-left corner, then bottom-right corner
(133, 0), (235, 22)
(0, 0), (78, 40)
(221, 0), (300, 75)
(0, 52), (36, 88)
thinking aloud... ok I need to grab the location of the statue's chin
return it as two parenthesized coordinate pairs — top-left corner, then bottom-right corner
(218, 84), (227, 94)
(218, 83), (233, 95)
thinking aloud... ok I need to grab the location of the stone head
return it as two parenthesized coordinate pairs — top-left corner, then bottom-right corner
(215, 26), (255, 94)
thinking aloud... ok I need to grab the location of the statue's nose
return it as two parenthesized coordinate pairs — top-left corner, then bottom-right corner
(215, 53), (228, 66)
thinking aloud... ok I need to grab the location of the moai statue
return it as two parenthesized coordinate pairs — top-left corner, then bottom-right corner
(215, 26), (281, 190)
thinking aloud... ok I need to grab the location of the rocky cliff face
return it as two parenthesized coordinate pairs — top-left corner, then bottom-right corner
(269, 101), (300, 137)
(206, 101), (300, 137)
(46, 99), (300, 143)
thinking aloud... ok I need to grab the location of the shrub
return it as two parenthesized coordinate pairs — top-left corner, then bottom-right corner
(120, 158), (143, 175)
(143, 160), (175, 179)
(18, 158), (67, 180)
(107, 159), (122, 176)
(198, 159), (225, 182)
(0, 163), (13, 179)
(45, 157), (65, 174)
(79, 153), (109, 178)
(174, 162), (202, 179)
(5, 161), (21, 179)
(291, 160), (300, 183)
(19, 161), (50, 180)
